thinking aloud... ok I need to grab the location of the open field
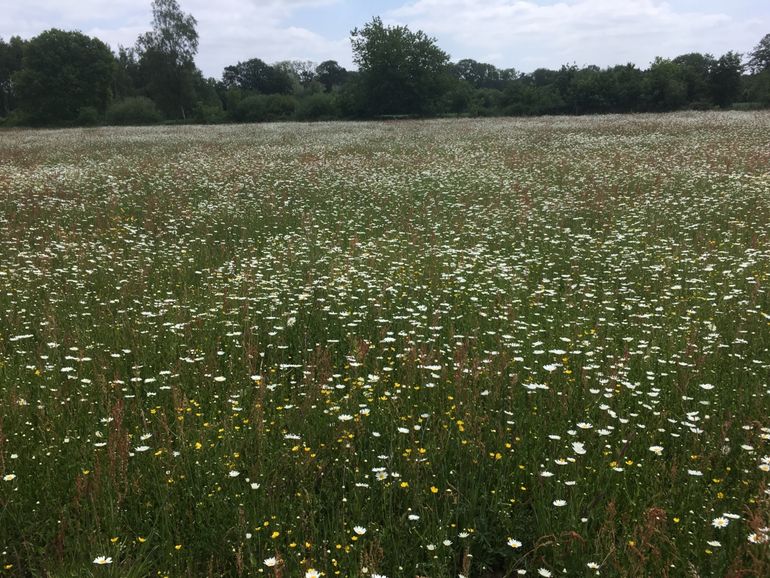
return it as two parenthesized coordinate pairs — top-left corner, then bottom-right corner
(1, 113), (769, 577)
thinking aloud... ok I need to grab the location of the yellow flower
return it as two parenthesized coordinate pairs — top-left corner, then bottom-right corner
(430, 486), (439, 494)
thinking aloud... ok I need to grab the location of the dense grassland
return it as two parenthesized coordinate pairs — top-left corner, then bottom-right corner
(1, 113), (769, 577)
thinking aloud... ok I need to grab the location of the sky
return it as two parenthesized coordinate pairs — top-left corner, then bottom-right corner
(1, 0), (768, 78)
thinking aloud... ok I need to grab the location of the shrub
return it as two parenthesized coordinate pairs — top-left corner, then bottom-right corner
(233, 94), (297, 123)
(1, 110), (33, 127)
(233, 95), (267, 123)
(689, 100), (717, 111)
(193, 102), (227, 124)
(76, 106), (101, 126)
(295, 93), (337, 121)
(729, 102), (766, 111)
(263, 94), (297, 120)
(106, 97), (163, 126)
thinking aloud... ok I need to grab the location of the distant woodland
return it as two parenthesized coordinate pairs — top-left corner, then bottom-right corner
(1, 0), (769, 126)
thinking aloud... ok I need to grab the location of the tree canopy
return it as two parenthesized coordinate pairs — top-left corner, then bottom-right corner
(351, 17), (450, 116)
(0, 5), (768, 127)
(0, 36), (25, 116)
(709, 51), (744, 107)
(12, 29), (113, 124)
(136, 0), (198, 67)
(748, 33), (770, 73)
(135, 0), (199, 118)
(315, 60), (349, 92)
(222, 58), (293, 94)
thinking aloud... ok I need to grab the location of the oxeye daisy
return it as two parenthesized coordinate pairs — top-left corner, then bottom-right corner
(712, 516), (729, 528)
(92, 556), (112, 565)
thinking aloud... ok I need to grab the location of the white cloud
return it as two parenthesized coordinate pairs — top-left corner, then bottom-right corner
(1, 0), (766, 77)
(188, 0), (351, 75)
(386, 0), (766, 70)
(0, 0), (352, 78)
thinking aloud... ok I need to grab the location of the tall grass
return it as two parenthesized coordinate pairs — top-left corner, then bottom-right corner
(1, 113), (769, 577)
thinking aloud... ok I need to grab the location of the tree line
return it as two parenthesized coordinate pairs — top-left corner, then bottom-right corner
(1, 0), (769, 127)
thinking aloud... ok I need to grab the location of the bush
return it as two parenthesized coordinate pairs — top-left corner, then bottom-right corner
(76, 106), (101, 126)
(442, 83), (474, 115)
(295, 93), (337, 121)
(335, 79), (367, 119)
(470, 88), (504, 116)
(1, 110), (33, 127)
(264, 95), (296, 120)
(689, 100), (717, 111)
(106, 97), (163, 126)
(233, 94), (297, 123)
(744, 70), (770, 106)
(729, 102), (767, 111)
(192, 102), (227, 124)
(233, 95), (266, 122)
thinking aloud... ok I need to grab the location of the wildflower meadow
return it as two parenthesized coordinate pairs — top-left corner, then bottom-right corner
(1, 113), (769, 577)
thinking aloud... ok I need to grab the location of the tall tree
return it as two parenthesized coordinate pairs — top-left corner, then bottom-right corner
(350, 17), (450, 116)
(315, 60), (348, 92)
(222, 58), (293, 94)
(13, 29), (114, 124)
(709, 51), (743, 107)
(274, 60), (317, 90)
(642, 57), (687, 111)
(113, 45), (139, 101)
(673, 53), (715, 104)
(135, 0), (199, 118)
(570, 65), (612, 114)
(748, 33), (770, 73)
(607, 64), (643, 112)
(0, 36), (25, 116)
(451, 59), (501, 89)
